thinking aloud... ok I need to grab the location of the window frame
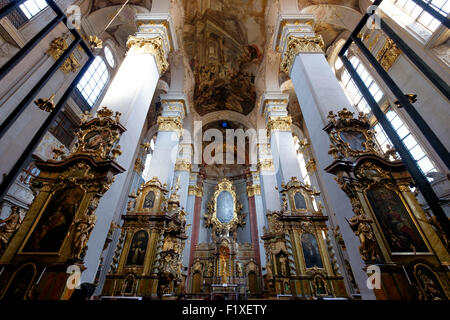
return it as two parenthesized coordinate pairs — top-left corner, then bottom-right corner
(336, 53), (439, 178)
(75, 56), (110, 108)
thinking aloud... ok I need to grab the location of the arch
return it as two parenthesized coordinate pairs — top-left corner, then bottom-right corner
(122, 274), (136, 295)
(125, 230), (149, 266)
(1, 263), (37, 300)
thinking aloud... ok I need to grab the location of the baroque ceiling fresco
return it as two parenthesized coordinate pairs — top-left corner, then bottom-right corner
(183, 0), (266, 116)
(87, 0), (363, 118)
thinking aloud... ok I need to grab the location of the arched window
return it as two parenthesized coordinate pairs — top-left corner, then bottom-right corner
(76, 56), (109, 107)
(336, 54), (438, 177)
(19, 0), (48, 19)
(104, 46), (115, 68)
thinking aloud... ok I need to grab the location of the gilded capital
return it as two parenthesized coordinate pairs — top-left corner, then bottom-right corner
(157, 116), (182, 137)
(257, 159), (275, 172)
(280, 35), (324, 74)
(126, 36), (169, 73)
(267, 116), (292, 136)
(247, 184), (261, 197)
(175, 159), (192, 172)
(188, 185), (203, 197)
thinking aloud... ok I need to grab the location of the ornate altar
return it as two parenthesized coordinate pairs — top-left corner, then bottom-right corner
(188, 178), (257, 297)
(261, 177), (347, 298)
(0, 107), (125, 300)
(101, 177), (187, 298)
(324, 108), (450, 300)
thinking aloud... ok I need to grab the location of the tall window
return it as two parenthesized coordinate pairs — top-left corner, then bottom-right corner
(48, 112), (77, 147)
(340, 56), (384, 115)
(373, 111), (437, 175)
(391, 0), (447, 32)
(293, 136), (311, 185)
(104, 46), (115, 68)
(76, 56), (109, 107)
(19, 0), (48, 19)
(337, 54), (438, 177)
(142, 138), (156, 181)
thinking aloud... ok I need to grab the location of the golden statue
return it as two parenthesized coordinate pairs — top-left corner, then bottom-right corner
(279, 255), (288, 277)
(347, 205), (379, 261)
(0, 207), (22, 254)
(206, 260), (214, 277)
(266, 261), (273, 280)
(236, 261), (244, 278)
(71, 204), (97, 260)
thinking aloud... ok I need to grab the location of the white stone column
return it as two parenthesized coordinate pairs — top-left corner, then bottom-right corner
(257, 143), (280, 213)
(145, 94), (187, 189)
(274, 14), (375, 299)
(249, 168), (266, 269)
(262, 93), (304, 184)
(173, 142), (193, 209)
(81, 15), (177, 283)
(182, 170), (199, 268)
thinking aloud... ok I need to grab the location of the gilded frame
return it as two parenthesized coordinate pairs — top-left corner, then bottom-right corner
(413, 263), (449, 300)
(0, 262), (37, 300)
(18, 186), (86, 256)
(362, 183), (432, 256)
(209, 178), (240, 229)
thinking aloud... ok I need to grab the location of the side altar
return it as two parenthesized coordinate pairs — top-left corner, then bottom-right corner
(0, 107), (125, 300)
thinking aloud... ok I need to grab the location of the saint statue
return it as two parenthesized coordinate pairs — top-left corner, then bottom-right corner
(279, 255), (288, 277)
(0, 206), (22, 254)
(348, 205), (379, 261)
(72, 204), (97, 259)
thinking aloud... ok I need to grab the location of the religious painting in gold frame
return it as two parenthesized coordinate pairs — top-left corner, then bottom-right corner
(413, 263), (448, 300)
(301, 233), (324, 269)
(363, 184), (430, 255)
(209, 178), (240, 229)
(0, 263), (37, 300)
(135, 177), (167, 213)
(125, 230), (149, 266)
(19, 186), (86, 255)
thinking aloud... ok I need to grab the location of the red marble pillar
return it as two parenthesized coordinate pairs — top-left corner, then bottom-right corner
(247, 178), (262, 274)
(188, 174), (204, 274)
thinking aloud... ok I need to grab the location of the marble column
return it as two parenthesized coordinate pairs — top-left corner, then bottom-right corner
(257, 143), (281, 214)
(246, 167), (265, 272)
(145, 94), (187, 189)
(262, 92), (304, 185)
(182, 169), (199, 269)
(173, 142), (193, 209)
(81, 15), (177, 283)
(187, 173), (204, 276)
(273, 13), (375, 299)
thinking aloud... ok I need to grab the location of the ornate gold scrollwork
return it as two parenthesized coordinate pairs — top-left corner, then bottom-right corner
(247, 184), (261, 197)
(376, 38), (402, 71)
(126, 36), (169, 73)
(175, 159), (192, 172)
(70, 106), (124, 162)
(204, 178), (245, 242)
(325, 108), (381, 160)
(280, 35), (324, 74)
(157, 116), (182, 137)
(257, 159), (275, 172)
(47, 37), (81, 74)
(267, 116), (292, 136)
(188, 185), (203, 197)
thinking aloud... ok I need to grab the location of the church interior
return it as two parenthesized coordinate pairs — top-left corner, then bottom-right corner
(0, 0), (449, 301)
